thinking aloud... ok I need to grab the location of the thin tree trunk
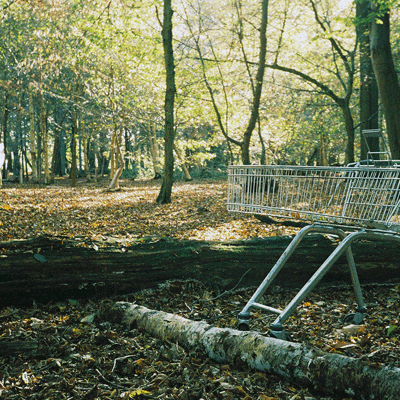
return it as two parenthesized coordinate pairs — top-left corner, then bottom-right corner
(174, 143), (192, 181)
(51, 109), (68, 181)
(318, 131), (328, 166)
(2, 94), (9, 181)
(147, 122), (162, 179)
(70, 105), (78, 187)
(241, 0), (268, 165)
(103, 303), (400, 399)
(109, 127), (117, 180)
(157, 0), (176, 204)
(40, 85), (49, 184)
(108, 129), (124, 190)
(82, 125), (90, 181)
(29, 90), (38, 182)
(50, 127), (59, 183)
(370, 8), (400, 160)
(257, 118), (266, 165)
(108, 166), (123, 191)
(0, 143), (4, 188)
(357, 1), (379, 160)
(341, 102), (355, 164)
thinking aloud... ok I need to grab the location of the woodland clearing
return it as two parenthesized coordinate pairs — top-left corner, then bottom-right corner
(0, 177), (399, 399)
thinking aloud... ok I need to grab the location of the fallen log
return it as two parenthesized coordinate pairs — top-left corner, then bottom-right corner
(0, 234), (399, 306)
(102, 302), (400, 400)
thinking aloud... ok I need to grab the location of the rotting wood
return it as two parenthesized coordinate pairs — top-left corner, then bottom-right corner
(101, 302), (400, 400)
(0, 234), (399, 306)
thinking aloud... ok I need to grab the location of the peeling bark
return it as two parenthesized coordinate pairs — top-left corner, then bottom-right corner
(104, 302), (400, 399)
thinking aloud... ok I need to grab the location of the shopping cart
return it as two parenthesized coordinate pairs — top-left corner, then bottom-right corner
(227, 165), (400, 340)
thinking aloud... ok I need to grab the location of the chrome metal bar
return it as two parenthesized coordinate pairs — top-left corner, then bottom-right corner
(238, 224), (350, 321)
(251, 303), (281, 315)
(237, 224), (317, 321)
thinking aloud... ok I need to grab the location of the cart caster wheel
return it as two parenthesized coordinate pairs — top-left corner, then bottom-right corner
(238, 323), (250, 331)
(343, 313), (356, 324)
(343, 312), (366, 325)
(270, 329), (292, 341)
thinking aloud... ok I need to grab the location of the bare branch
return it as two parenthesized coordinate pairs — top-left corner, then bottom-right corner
(266, 62), (343, 106)
(2, 0), (17, 11)
(309, 0), (354, 77)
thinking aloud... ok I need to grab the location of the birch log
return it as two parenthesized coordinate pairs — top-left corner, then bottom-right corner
(104, 302), (400, 400)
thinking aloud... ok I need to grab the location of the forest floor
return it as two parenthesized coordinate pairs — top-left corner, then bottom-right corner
(0, 176), (297, 242)
(0, 177), (399, 399)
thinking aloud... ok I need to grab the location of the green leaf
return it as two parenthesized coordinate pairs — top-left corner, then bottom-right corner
(34, 253), (47, 263)
(387, 325), (398, 336)
(128, 389), (152, 398)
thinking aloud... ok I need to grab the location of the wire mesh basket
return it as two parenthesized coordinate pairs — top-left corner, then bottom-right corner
(227, 165), (400, 232)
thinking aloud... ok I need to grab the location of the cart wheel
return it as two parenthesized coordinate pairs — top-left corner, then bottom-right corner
(238, 322), (250, 331)
(343, 313), (356, 324)
(269, 329), (292, 342)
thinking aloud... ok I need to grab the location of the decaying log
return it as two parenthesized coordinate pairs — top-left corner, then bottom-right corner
(0, 234), (399, 306)
(103, 302), (400, 400)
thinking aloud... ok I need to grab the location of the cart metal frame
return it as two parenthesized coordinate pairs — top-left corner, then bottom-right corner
(227, 165), (400, 340)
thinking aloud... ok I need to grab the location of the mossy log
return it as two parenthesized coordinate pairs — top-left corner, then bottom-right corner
(0, 233), (399, 306)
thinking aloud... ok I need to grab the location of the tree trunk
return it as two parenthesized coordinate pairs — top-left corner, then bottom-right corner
(101, 303), (400, 399)
(50, 125), (60, 183)
(51, 108), (68, 182)
(0, 142), (4, 188)
(257, 118), (266, 165)
(108, 166), (123, 191)
(341, 102), (355, 164)
(357, 1), (379, 160)
(108, 127), (124, 190)
(29, 90), (38, 182)
(318, 131), (328, 166)
(0, 234), (398, 307)
(370, 7), (400, 159)
(70, 104), (78, 187)
(174, 143), (192, 181)
(40, 88), (49, 184)
(109, 124), (118, 180)
(157, 0), (176, 204)
(82, 123), (90, 180)
(148, 122), (162, 179)
(240, 0), (268, 165)
(2, 93), (9, 181)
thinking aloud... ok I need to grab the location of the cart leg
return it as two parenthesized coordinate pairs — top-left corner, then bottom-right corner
(238, 224), (317, 330)
(269, 230), (370, 337)
(237, 224), (350, 331)
(342, 245), (367, 325)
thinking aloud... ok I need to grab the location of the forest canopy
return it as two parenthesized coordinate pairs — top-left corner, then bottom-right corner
(0, 0), (400, 190)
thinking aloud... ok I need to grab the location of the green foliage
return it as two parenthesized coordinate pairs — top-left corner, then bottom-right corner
(1, 0), (398, 180)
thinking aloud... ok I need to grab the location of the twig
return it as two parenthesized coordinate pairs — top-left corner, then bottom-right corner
(96, 368), (127, 389)
(111, 355), (137, 373)
(189, 268), (252, 313)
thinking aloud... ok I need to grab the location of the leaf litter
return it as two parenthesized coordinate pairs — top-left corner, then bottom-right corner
(0, 177), (399, 399)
